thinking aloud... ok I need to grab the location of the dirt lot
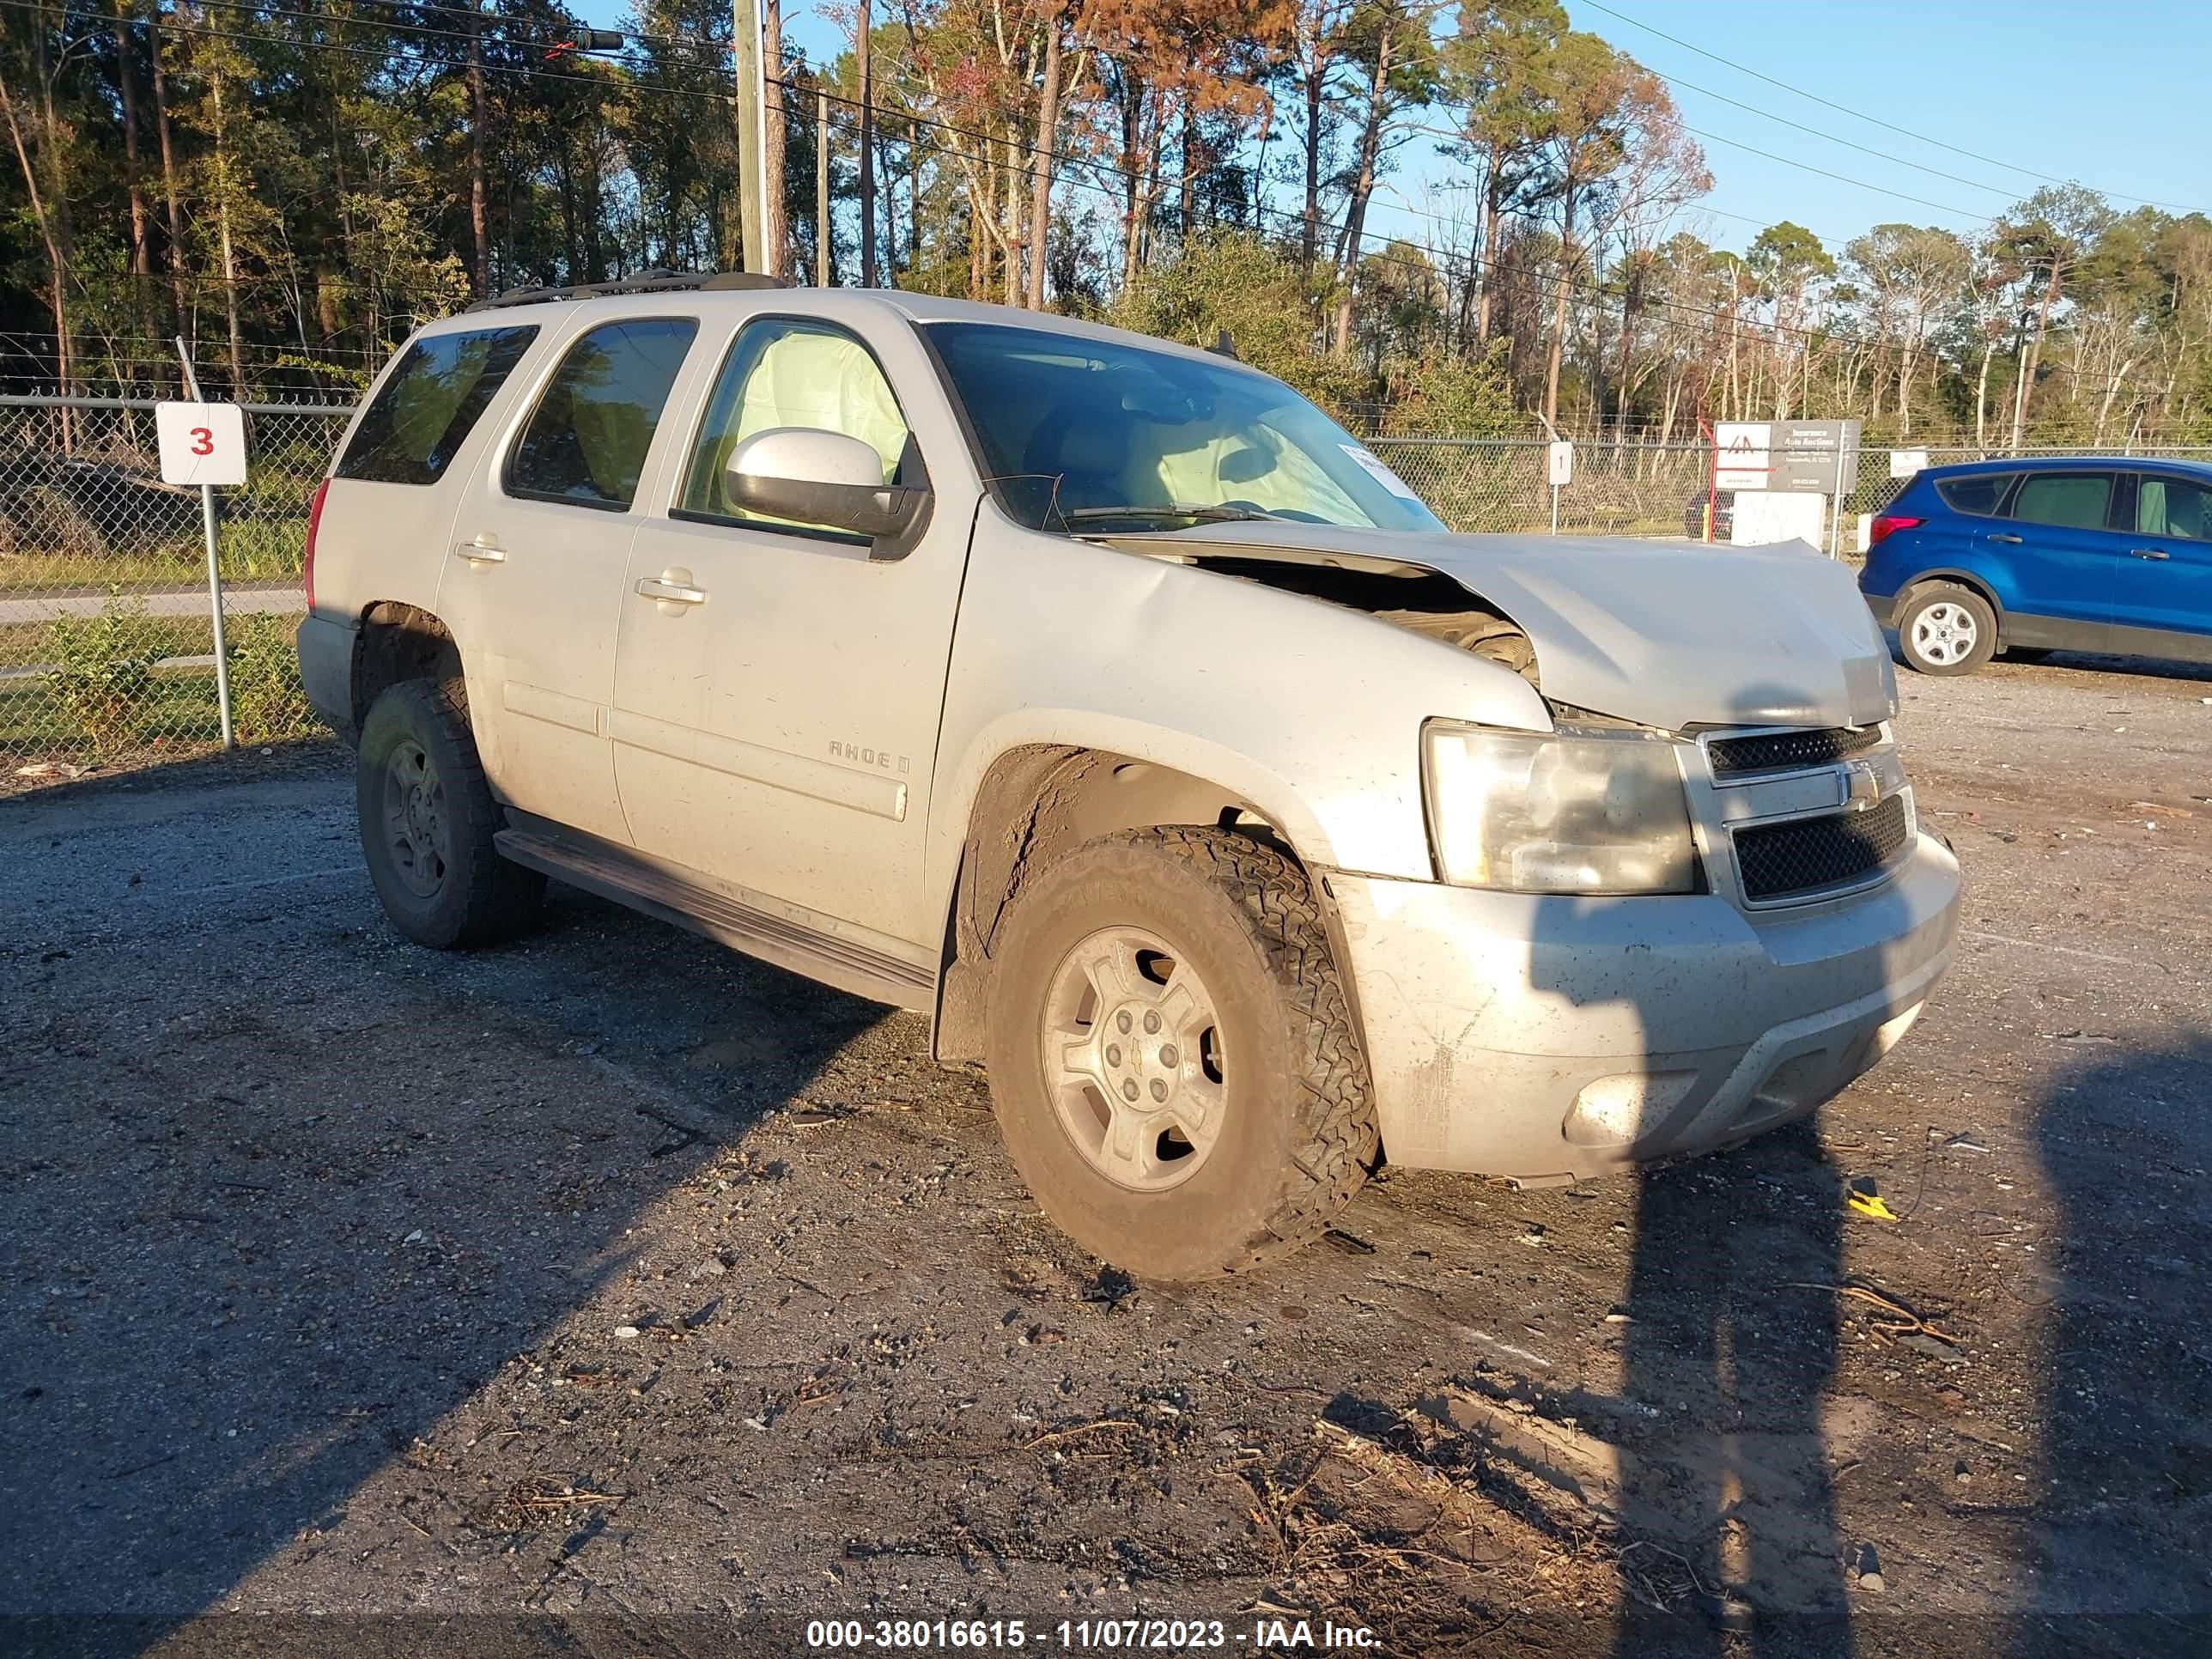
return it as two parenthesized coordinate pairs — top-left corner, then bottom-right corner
(4, 653), (2210, 1658)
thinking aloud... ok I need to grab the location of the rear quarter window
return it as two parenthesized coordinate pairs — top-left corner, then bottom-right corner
(1933, 473), (2016, 517)
(337, 325), (539, 485)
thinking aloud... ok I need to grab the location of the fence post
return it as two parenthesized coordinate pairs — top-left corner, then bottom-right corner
(174, 337), (234, 750)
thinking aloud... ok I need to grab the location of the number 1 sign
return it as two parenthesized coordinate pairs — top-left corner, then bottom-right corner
(155, 400), (249, 487)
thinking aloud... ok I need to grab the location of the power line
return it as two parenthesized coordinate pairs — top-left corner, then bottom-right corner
(1680, 125), (1987, 222)
(804, 92), (1856, 351)
(1574, 0), (2208, 216)
(13, 2), (731, 100)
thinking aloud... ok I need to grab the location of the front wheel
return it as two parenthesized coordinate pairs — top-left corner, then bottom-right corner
(1896, 582), (1998, 675)
(983, 828), (1378, 1280)
(356, 679), (544, 949)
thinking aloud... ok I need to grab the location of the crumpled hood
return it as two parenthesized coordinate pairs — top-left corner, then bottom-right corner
(1163, 523), (1898, 730)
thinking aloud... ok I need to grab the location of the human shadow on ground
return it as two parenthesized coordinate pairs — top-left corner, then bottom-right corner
(2013, 1037), (2212, 1657)
(1607, 1117), (1852, 1658)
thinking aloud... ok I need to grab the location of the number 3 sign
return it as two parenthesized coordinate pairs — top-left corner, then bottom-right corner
(155, 400), (249, 487)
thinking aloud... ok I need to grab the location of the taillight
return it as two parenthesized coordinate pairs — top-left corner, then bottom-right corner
(303, 478), (330, 611)
(1869, 513), (1923, 548)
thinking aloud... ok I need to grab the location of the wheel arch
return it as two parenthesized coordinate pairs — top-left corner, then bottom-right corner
(1898, 568), (2006, 627)
(351, 601), (463, 730)
(929, 739), (1359, 1067)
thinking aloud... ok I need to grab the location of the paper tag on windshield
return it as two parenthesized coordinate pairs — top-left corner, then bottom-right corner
(1340, 444), (1420, 501)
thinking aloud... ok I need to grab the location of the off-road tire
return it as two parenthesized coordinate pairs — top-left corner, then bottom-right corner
(983, 827), (1378, 1280)
(356, 678), (544, 949)
(1896, 581), (1998, 676)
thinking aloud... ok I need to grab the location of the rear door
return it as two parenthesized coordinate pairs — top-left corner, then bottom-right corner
(1979, 469), (2125, 646)
(435, 311), (700, 845)
(2112, 471), (2212, 653)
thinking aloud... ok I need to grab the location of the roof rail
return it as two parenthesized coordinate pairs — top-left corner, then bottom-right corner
(465, 270), (793, 311)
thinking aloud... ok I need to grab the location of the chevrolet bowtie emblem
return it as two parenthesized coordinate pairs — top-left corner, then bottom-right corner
(1844, 760), (1882, 809)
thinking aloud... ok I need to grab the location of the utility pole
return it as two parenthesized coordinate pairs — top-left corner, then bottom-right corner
(731, 0), (769, 275)
(815, 83), (830, 287)
(857, 0), (874, 288)
(762, 0), (785, 277)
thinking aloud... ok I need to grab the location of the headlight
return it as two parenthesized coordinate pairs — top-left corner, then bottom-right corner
(1422, 720), (1699, 895)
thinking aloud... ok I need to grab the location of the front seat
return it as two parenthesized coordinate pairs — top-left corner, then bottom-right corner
(1022, 405), (1131, 520)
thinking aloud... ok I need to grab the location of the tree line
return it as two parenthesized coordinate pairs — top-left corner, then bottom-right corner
(1, 1), (2206, 447)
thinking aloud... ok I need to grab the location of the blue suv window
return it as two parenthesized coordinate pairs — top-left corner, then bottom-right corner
(2139, 476), (2212, 542)
(2011, 472), (2115, 532)
(1934, 473), (2015, 517)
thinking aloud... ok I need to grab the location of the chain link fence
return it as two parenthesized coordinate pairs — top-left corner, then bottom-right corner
(1368, 436), (2212, 543)
(0, 397), (350, 785)
(4, 390), (2210, 787)
(1368, 438), (1715, 539)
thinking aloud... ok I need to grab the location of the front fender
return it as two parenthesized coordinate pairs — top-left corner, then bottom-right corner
(925, 520), (1553, 930)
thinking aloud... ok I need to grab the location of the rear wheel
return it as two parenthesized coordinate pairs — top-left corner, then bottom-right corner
(1896, 582), (1997, 676)
(356, 679), (544, 948)
(983, 828), (1377, 1280)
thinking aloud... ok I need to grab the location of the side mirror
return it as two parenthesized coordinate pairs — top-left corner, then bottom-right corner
(723, 428), (929, 550)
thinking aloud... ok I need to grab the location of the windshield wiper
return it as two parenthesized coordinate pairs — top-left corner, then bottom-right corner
(1060, 503), (1283, 527)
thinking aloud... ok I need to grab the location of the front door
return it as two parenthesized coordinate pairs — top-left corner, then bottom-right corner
(1980, 468), (2124, 647)
(2112, 471), (2212, 653)
(436, 313), (700, 846)
(611, 313), (969, 949)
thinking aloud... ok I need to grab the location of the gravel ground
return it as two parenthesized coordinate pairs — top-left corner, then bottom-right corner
(3, 650), (2210, 1659)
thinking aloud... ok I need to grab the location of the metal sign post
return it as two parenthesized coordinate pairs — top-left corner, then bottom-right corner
(169, 337), (236, 750)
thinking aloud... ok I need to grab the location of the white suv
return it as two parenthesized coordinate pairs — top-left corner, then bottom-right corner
(297, 275), (1961, 1279)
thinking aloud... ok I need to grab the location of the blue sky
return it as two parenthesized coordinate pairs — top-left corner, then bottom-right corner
(574, 0), (2211, 262)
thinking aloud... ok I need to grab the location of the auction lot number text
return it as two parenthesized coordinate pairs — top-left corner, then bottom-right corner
(806, 1618), (1377, 1650)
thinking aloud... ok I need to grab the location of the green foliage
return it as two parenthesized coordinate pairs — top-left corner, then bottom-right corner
(225, 611), (319, 744)
(1109, 233), (1365, 416)
(40, 589), (162, 754)
(1378, 343), (1517, 437)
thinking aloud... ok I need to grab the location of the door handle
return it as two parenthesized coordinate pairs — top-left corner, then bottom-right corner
(2131, 547), (2171, 560)
(1987, 532), (2023, 544)
(454, 535), (506, 564)
(636, 576), (708, 605)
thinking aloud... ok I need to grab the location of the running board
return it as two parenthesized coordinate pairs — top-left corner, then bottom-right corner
(495, 828), (936, 1013)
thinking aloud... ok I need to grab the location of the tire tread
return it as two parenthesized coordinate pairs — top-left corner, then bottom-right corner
(1130, 826), (1380, 1268)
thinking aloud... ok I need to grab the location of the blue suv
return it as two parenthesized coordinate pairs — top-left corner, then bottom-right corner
(1860, 456), (2212, 675)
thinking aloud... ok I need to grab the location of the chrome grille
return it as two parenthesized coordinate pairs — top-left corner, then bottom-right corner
(1705, 725), (1886, 775)
(1734, 794), (1911, 902)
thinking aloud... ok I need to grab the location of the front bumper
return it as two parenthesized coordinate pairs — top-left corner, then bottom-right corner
(1323, 833), (1961, 1180)
(295, 613), (357, 745)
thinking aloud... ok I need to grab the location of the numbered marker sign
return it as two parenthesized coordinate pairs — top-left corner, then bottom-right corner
(155, 400), (248, 487)
(1547, 440), (1574, 487)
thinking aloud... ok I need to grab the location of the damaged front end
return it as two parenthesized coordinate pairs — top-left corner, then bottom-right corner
(1109, 521), (1897, 734)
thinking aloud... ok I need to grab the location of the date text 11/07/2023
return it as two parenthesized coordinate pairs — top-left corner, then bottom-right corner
(804, 1618), (1382, 1650)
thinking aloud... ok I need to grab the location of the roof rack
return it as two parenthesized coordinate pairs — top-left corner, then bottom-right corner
(465, 270), (793, 311)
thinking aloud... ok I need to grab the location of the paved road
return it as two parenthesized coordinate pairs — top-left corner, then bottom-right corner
(0, 580), (302, 625)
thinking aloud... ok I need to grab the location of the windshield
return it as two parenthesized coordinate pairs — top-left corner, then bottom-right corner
(922, 321), (1445, 535)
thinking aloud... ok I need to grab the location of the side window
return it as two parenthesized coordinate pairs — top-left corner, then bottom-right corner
(677, 319), (909, 534)
(1934, 473), (2015, 517)
(505, 318), (698, 511)
(336, 325), (538, 485)
(2139, 476), (2212, 543)
(2010, 472), (2115, 532)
